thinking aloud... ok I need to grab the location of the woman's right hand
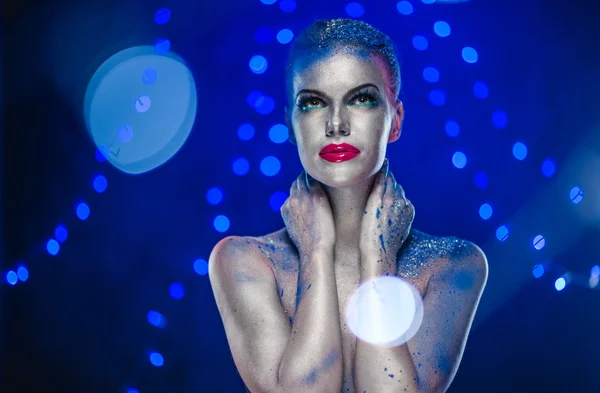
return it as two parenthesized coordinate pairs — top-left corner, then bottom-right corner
(280, 171), (336, 256)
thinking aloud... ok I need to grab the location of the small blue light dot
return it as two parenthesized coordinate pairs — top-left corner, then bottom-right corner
(533, 235), (546, 250)
(206, 187), (223, 205)
(255, 95), (276, 115)
(76, 202), (90, 220)
(474, 172), (488, 189)
(232, 158), (250, 176)
(237, 123), (255, 141)
(142, 68), (158, 85)
(149, 352), (164, 367)
(154, 8), (171, 25)
(412, 35), (429, 51)
(279, 0), (296, 12)
(127, 388), (139, 393)
(345, 2), (365, 17)
(47, 239), (60, 256)
(421, 0), (434, 3)
(169, 282), (185, 300)
(17, 266), (29, 282)
(254, 27), (274, 44)
(6, 271), (18, 285)
(473, 81), (489, 99)
(249, 55), (268, 74)
(492, 110), (508, 129)
(429, 89), (446, 106)
(555, 277), (566, 291)
(55, 225), (68, 243)
(95, 147), (108, 162)
(569, 186), (584, 204)
(261, 0), (277, 4)
(214, 215), (231, 233)
(433, 21), (451, 37)
(396, 1), (413, 15)
(479, 203), (493, 220)
(462, 47), (478, 63)
(269, 191), (288, 212)
(532, 264), (545, 278)
(445, 120), (460, 138)
(260, 156), (281, 176)
(452, 151), (467, 169)
(496, 225), (510, 242)
(246, 90), (263, 108)
(153, 38), (171, 56)
(422, 67), (440, 83)
(269, 124), (289, 144)
(147, 310), (167, 328)
(591, 265), (600, 277)
(194, 258), (209, 276)
(513, 142), (528, 160)
(276, 29), (294, 44)
(541, 158), (556, 178)
(93, 175), (108, 193)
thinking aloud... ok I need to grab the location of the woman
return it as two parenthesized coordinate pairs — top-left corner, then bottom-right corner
(209, 18), (488, 393)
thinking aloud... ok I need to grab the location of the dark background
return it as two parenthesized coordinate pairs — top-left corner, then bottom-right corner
(3, 0), (600, 392)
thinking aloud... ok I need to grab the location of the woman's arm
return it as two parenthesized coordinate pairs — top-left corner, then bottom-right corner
(209, 237), (343, 393)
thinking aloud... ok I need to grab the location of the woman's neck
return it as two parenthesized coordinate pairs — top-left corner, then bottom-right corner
(321, 175), (377, 255)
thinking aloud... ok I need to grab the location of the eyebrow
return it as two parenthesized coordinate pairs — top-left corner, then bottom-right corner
(295, 83), (380, 101)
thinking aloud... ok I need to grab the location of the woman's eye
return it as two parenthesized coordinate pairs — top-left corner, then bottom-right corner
(353, 94), (377, 105)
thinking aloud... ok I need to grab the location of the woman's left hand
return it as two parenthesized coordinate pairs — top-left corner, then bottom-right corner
(359, 158), (415, 260)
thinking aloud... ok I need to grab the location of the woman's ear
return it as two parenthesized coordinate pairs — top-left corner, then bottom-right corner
(388, 100), (404, 143)
(285, 105), (297, 145)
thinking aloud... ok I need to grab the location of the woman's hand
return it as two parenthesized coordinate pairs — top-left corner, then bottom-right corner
(359, 159), (415, 260)
(281, 171), (336, 256)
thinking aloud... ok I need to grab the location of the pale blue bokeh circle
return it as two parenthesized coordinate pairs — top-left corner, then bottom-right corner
(84, 46), (197, 174)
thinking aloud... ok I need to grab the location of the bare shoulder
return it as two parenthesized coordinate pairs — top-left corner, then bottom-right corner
(400, 229), (488, 290)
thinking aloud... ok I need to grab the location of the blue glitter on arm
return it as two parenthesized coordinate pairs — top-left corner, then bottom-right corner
(376, 208), (381, 219)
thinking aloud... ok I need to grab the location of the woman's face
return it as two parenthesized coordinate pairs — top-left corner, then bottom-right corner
(286, 50), (403, 188)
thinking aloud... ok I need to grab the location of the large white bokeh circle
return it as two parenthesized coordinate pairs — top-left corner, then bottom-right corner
(346, 276), (424, 347)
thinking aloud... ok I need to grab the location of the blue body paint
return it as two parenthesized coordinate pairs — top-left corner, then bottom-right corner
(301, 348), (341, 385)
(453, 270), (475, 290)
(376, 208), (381, 219)
(379, 234), (387, 254)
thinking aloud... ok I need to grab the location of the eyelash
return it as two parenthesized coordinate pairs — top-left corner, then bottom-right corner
(297, 92), (379, 111)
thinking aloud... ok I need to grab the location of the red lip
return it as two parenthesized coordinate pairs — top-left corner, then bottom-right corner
(319, 143), (361, 163)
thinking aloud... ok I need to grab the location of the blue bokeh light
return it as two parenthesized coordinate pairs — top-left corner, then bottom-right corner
(154, 8), (171, 25)
(345, 2), (365, 17)
(541, 158), (556, 178)
(249, 55), (268, 74)
(153, 38), (171, 56)
(532, 264), (545, 278)
(147, 310), (167, 328)
(127, 388), (139, 393)
(93, 175), (108, 193)
(492, 110), (508, 129)
(423, 66), (440, 83)
(55, 225), (68, 243)
(452, 151), (467, 169)
(269, 124), (289, 144)
(555, 277), (566, 291)
(276, 29), (294, 44)
(513, 142), (528, 160)
(206, 187), (223, 205)
(444, 120), (460, 138)
(255, 95), (276, 115)
(279, 0), (296, 12)
(255, 27), (274, 44)
(269, 191), (288, 212)
(6, 271), (18, 285)
(76, 202), (90, 220)
(17, 266), (29, 282)
(214, 215), (231, 233)
(462, 47), (478, 63)
(479, 203), (493, 220)
(396, 1), (414, 15)
(474, 172), (489, 189)
(246, 90), (263, 107)
(428, 89), (446, 106)
(260, 0), (277, 4)
(421, 0), (435, 3)
(142, 68), (158, 85)
(473, 81), (489, 99)
(570, 186), (584, 204)
(260, 156), (282, 176)
(194, 258), (209, 276)
(169, 282), (185, 300)
(232, 157), (250, 176)
(433, 21), (451, 37)
(533, 235), (546, 250)
(237, 123), (255, 141)
(149, 352), (164, 367)
(496, 225), (510, 242)
(95, 148), (107, 163)
(47, 239), (60, 256)
(412, 36), (429, 51)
